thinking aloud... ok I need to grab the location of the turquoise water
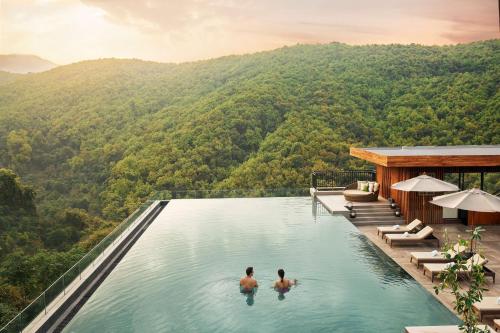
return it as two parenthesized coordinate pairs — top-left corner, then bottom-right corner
(64, 197), (459, 332)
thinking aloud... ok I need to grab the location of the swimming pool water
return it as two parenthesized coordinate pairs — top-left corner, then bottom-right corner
(63, 197), (459, 332)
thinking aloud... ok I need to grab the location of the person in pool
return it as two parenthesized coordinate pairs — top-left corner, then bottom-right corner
(274, 269), (296, 292)
(240, 266), (258, 293)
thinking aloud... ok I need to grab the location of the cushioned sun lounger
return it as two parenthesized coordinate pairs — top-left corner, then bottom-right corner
(422, 254), (488, 282)
(404, 325), (495, 333)
(493, 319), (499, 331)
(377, 219), (422, 237)
(472, 297), (500, 321)
(385, 226), (437, 247)
(410, 243), (467, 268)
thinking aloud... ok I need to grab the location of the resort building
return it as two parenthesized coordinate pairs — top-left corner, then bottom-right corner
(350, 145), (500, 226)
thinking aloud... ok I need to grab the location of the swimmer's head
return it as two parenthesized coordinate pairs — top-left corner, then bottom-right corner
(246, 266), (254, 277)
(278, 268), (285, 281)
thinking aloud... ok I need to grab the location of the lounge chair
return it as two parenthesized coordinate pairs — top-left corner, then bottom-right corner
(485, 266), (497, 284)
(377, 219), (422, 237)
(385, 226), (438, 247)
(410, 243), (467, 268)
(422, 254), (488, 282)
(493, 319), (499, 332)
(472, 297), (500, 321)
(404, 325), (495, 333)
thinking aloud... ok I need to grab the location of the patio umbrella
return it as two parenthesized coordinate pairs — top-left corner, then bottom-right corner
(430, 189), (500, 226)
(430, 189), (500, 212)
(391, 174), (459, 192)
(391, 174), (459, 223)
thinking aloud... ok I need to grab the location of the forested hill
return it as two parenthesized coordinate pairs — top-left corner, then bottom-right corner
(0, 71), (21, 85)
(0, 40), (499, 222)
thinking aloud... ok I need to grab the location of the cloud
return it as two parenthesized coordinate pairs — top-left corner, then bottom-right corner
(1, 0), (498, 64)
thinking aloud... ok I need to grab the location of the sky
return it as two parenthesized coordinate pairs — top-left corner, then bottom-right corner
(0, 0), (499, 65)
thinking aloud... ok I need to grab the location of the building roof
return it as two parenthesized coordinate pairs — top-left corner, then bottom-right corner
(350, 145), (500, 167)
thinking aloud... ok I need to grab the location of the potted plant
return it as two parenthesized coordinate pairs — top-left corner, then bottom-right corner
(434, 227), (489, 333)
(468, 226), (485, 254)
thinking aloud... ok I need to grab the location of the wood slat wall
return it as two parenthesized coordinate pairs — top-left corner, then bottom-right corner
(468, 211), (500, 225)
(377, 166), (500, 225)
(377, 166), (445, 225)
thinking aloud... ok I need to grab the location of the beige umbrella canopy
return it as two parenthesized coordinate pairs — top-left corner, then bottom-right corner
(430, 189), (500, 213)
(391, 174), (459, 223)
(391, 174), (459, 192)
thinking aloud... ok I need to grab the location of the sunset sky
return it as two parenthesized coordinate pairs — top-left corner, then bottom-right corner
(1, 0), (499, 65)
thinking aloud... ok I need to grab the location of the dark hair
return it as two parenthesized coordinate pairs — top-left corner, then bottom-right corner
(246, 267), (253, 276)
(278, 269), (285, 282)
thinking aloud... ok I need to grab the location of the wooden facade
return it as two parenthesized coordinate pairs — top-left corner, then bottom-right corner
(468, 211), (500, 226)
(351, 146), (500, 226)
(376, 165), (446, 224)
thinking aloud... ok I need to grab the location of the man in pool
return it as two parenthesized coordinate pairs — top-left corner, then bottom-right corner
(240, 266), (258, 293)
(274, 268), (297, 292)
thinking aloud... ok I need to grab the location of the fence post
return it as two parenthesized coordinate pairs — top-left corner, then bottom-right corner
(63, 275), (65, 295)
(311, 172), (317, 189)
(44, 292), (46, 314)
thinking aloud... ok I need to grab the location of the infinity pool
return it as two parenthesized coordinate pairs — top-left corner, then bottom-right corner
(64, 197), (459, 332)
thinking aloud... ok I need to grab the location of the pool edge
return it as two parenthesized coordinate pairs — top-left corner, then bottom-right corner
(26, 200), (168, 333)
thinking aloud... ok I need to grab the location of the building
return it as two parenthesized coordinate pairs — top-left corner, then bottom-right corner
(350, 145), (500, 225)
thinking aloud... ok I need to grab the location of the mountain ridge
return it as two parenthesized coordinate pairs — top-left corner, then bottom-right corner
(0, 54), (57, 74)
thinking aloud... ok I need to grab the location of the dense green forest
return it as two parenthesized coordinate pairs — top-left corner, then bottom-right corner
(0, 72), (20, 86)
(0, 40), (499, 325)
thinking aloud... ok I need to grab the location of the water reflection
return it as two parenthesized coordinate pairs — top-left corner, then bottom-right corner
(348, 232), (413, 286)
(240, 288), (257, 306)
(311, 198), (331, 222)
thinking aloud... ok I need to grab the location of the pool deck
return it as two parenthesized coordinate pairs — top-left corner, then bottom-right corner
(310, 188), (390, 213)
(356, 223), (500, 327)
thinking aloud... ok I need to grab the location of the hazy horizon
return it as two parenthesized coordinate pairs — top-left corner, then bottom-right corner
(1, 0), (499, 65)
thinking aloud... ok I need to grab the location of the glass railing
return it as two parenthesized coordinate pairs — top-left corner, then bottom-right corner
(150, 187), (310, 200)
(0, 199), (156, 333)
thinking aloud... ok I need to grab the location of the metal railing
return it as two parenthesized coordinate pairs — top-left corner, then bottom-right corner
(311, 170), (376, 190)
(0, 200), (155, 333)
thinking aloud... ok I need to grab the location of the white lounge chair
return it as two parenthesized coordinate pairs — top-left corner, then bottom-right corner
(410, 243), (467, 268)
(473, 297), (500, 321)
(377, 219), (422, 237)
(385, 226), (438, 247)
(422, 254), (488, 282)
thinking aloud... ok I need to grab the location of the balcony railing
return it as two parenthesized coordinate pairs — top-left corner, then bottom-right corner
(0, 200), (156, 333)
(311, 170), (376, 190)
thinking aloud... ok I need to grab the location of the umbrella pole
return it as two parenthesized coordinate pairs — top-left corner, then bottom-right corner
(422, 193), (427, 224)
